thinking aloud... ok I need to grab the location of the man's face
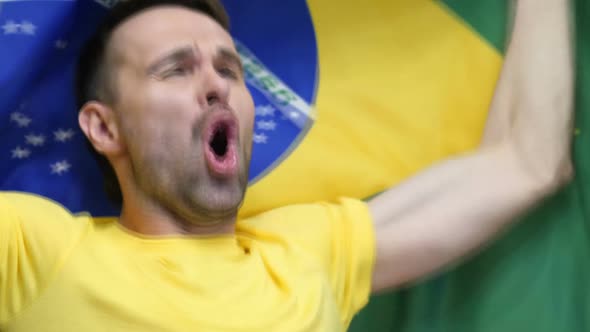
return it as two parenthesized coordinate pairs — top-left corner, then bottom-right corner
(108, 6), (254, 223)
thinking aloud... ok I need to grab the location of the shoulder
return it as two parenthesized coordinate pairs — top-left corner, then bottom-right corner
(3, 191), (77, 216)
(238, 198), (371, 231)
(237, 197), (375, 260)
(0, 192), (94, 325)
(0, 191), (93, 242)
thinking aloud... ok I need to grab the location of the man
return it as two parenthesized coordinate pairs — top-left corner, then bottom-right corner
(0, 0), (573, 331)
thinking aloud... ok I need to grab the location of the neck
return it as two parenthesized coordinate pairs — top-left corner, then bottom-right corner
(118, 195), (237, 237)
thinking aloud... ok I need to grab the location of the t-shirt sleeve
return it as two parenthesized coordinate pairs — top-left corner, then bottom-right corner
(0, 192), (89, 326)
(238, 198), (376, 326)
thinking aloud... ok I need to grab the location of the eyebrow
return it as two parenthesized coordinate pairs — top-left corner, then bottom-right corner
(217, 47), (244, 75)
(146, 46), (195, 74)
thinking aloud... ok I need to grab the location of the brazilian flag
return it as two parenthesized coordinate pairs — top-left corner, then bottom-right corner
(0, 1), (588, 331)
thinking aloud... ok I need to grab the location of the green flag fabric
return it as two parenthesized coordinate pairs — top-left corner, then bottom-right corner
(350, 1), (590, 331)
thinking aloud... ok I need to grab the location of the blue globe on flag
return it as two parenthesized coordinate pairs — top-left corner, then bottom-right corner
(0, 0), (319, 216)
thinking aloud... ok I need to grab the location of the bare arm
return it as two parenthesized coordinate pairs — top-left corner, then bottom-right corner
(481, 1), (518, 146)
(370, 0), (574, 293)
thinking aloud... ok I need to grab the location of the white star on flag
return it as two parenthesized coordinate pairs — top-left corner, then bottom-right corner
(11, 146), (31, 159)
(50, 160), (71, 175)
(256, 120), (277, 131)
(289, 111), (300, 119)
(10, 112), (25, 121)
(25, 133), (46, 147)
(20, 21), (36, 35)
(253, 133), (268, 144)
(255, 104), (276, 117)
(55, 39), (68, 49)
(54, 129), (75, 142)
(2, 20), (19, 34)
(14, 117), (32, 128)
(10, 112), (32, 127)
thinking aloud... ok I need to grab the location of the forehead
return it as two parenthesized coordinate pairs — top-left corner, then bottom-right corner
(110, 5), (234, 65)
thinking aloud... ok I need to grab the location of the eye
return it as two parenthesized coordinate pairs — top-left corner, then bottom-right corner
(162, 63), (192, 78)
(218, 67), (238, 80)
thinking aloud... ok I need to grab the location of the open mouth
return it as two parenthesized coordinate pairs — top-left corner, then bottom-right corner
(203, 115), (239, 177)
(209, 123), (229, 158)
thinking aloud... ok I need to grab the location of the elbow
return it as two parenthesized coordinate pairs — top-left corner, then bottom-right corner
(501, 141), (574, 198)
(520, 153), (574, 198)
(540, 157), (574, 194)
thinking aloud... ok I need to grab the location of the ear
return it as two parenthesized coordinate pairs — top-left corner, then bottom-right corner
(79, 101), (125, 157)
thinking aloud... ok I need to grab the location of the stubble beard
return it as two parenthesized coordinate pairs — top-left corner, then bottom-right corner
(132, 144), (250, 228)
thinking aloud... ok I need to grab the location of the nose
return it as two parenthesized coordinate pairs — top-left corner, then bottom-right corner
(200, 63), (230, 107)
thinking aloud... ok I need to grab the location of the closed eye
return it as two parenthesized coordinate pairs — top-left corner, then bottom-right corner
(162, 64), (192, 78)
(218, 66), (239, 80)
(148, 46), (197, 79)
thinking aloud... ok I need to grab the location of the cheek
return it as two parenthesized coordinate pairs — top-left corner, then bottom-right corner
(125, 90), (195, 156)
(147, 86), (196, 128)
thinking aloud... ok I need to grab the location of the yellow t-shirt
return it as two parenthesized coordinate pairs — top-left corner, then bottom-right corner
(0, 192), (375, 332)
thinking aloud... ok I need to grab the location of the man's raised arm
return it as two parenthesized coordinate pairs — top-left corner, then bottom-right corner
(369, 0), (574, 292)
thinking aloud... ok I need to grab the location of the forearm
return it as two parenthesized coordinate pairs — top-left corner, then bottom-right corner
(481, 1), (518, 146)
(506, 0), (574, 185)
(483, 0), (573, 157)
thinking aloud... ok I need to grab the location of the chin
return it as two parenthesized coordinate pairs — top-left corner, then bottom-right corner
(185, 183), (245, 219)
(203, 195), (243, 216)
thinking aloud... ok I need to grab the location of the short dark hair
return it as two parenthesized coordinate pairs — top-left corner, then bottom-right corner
(75, 0), (230, 208)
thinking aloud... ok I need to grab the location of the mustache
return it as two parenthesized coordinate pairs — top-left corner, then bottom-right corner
(191, 104), (237, 141)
